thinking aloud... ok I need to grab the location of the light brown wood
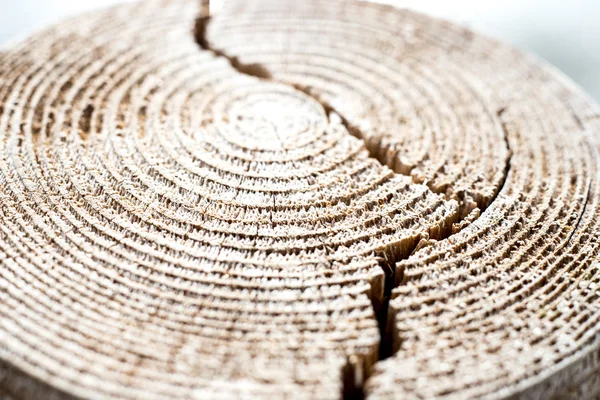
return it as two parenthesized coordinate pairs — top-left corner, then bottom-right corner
(0, 0), (599, 399)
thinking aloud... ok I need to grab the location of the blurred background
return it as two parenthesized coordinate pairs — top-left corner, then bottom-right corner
(1, 0), (598, 101)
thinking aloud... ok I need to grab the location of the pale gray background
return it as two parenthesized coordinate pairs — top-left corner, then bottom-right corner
(1, 0), (598, 100)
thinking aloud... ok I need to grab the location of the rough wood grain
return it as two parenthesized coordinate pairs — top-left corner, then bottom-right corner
(0, 0), (599, 399)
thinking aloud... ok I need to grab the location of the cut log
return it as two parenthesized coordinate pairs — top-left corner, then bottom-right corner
(0, 0), (599, 399)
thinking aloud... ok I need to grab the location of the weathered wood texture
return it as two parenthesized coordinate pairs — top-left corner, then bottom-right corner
(0, 0), (599, 399)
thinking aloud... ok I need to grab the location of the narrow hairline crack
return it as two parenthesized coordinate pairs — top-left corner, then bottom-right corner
(194, 13), (512, 399)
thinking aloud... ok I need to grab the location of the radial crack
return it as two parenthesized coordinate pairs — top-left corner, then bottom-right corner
(195, 16), (272, 79)
(194, 11), (512, 396)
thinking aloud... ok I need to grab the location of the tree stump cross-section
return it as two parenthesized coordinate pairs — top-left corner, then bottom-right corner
(0, 0), (599, 399)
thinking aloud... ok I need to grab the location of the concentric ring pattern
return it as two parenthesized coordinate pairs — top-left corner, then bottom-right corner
(0, 0), (458, 398)
(0, 0), (599, 399)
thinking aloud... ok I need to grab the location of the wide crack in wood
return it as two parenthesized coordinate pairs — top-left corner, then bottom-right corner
(195, 14), (512, 398)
